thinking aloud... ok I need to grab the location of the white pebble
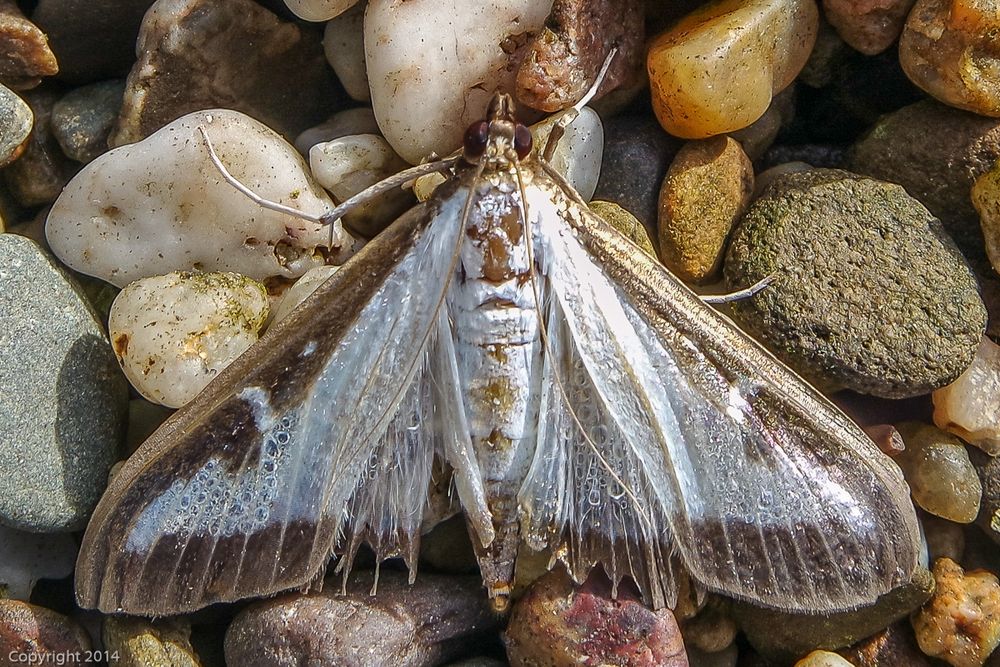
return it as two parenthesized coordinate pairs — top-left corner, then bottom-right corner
(531, 107), (604, 201)
(284, 0), (358, 21)
(0, 526), (76, 600)
(934, 336), (1000, 455)
(272, 265), (340, 324)
(365, 0), (553, 163)
(109, 272), (269, 408)
(324, 2), (369, 102)
(793, 651), (853, 667)
(294, 107), (380, 154)
(46, 109), (355, 288)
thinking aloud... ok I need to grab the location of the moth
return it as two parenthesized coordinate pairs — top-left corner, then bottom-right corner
(75, 72), (920, 617)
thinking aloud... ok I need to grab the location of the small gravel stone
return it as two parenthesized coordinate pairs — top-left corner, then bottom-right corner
(3, 88), (76, 207)
(647, 0), (817, 138)
(109, 271), (268, 408)
(323, 2), (368, 102)
(224, 571), (499, 667)
(0, 83), (31, 167)
(658, 136), (753, 284)
(899, 0), (1000, 117)
(894, 422), (982, 523)
(284, 0), (359, 21)
(590, 200), (656, 257)
(839, 621), (933, 667)
(530, 106), (604, 201)
(933, 337), (1000, 455)
(0, 0), (58, 90)
(848, 100), (1000, 257)
(685, 644), (737, 667)
(724, 168), (986, 398)
(271, 265), (339, 324)
(0, 526), (76, 600)
(50, 79), (125, 163)
(912, 558), (1000, 667)
(921, 513), (966, 564)
(973, 160), (1000, 274)
(0, 234), (126, 531)
(0, 600), (91, 661)
(969, 447), (1000, 546)
(504, 569), (688, 667)
(681, 602), (737, 654)
(294, 107), (380, 155)
(110, 0), (341, 147)
(515, 0), (643, 113)
(729, 86), (796, 160)
(795, 651), (853, 667)
(823, 0), (915, 55)
(418, 514), (479, 574)
(103, 616), (201, 667)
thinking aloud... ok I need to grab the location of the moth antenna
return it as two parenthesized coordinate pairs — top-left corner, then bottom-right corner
(700, 273), (777, 304)
(541, 47), (618, 163)
(371, 561), (380, 596)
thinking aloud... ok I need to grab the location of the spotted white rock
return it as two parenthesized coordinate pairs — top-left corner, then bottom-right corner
(284, 0), (358, 21)
(324, 2), (369, 102)
(934, 336), (1000, 455)
(110, 272), (269, 408)
(46, 109), (354, 288)
(365, 0), (553, 164)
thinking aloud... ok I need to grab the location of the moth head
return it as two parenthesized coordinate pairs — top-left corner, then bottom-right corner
(463, 92), (533, 167)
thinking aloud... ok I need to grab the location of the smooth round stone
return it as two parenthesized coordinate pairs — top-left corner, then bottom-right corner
(103, 616), (201, 667)
(310, 133), (412, 237)
(922, 514), (966, 563)
(970, 446), (1000, 544)
(530, 106), (604, 201)
(365, 0), (553, 164)
(841, 622), (935, 666)
(899, 0), (1000, 117)
(284, 0), (358, 21)
(0, 526), (76, 600)
(794, 651), (853, 667)
(681, 603), (737, 654)
(50, 79), (125, 163)
(0, 600), (91, 660)
(271, 265), (339, 324)
(894, 422), (982, 523)
(647, 0), (818, 138)
(913, 558), (1000, 667)
(294, 107), (380, 154)
(658, 136), (753, 284)
(225, 572), (499, 667)
(589, 201), (656, 257)
(324, 2), (368, 102)
(0, 83), (30, 167)
(0, 235), (126, 531)
(848, 100), (1000, 257)
(823, 0), (915, 55)
(46, 109), (354, 288)
(505, 570), (688, 667)
(974, 161), (1000, 273)
(729, 86), (795, 160)
(933, 336), (1000, 455)
(724, 168), (986, 398)
(4, 88), (75, 207)
(109, 272), (268, 408)
(110, 0), (340, 147)
(0, 1), (58, 89)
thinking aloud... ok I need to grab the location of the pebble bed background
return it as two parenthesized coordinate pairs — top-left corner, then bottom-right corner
(1, 0), (1000, 665)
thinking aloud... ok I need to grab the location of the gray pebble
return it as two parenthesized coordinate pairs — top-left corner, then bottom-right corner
(725, 168), (986, 398)
(0, 235), (126, 531)
(3, 88), (76, 207)
(51, 80), (124, 163)
(0, 84), (31, 168)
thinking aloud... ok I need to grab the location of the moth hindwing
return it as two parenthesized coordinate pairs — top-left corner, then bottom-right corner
(76, 93), (920, 616)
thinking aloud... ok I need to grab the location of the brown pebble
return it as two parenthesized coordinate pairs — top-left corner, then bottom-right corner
(657, 136), (753, 284)
(0, 599), (92, 663)
(823, 0), (916, 55)
(839, 621), (933, 666)
(0, 0), (57, 90)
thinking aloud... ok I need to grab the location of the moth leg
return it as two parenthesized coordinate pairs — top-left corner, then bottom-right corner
(541, 47), (619, 162)
(700, 273), (777, 304)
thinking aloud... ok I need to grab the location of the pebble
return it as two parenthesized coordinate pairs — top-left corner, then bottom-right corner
(681, 602), (738, 654)
(109, 271), (268, 408)
(110, 0), (340, 147)
(0, 600), (91, 660)
(504, 569), (688, 667)
(46, 109), (354, 288)
(729, 86), (796, 160)
(285, 0), (359, 21)
(894, 422), (982, 523)
(324, 2), (369, 102)
(912, 558), (1000, 667)
(899, 0), (1000, 117)
(31, 0), (154, 84)
(823, 0), (915, 55)
(794, 651), (853, 667)
(973, 160), (1000, 274)
(0, 0), (58, 90)
(418, 514), (479, 574)
(0, 83), (31, 167)
(0, 526), (76, 600)
(969, 447), (1000, 545)
(0, 235), (126, 531)
(590, 200), (657, 257)
(529, 106), (604, 201)
(365, 0), (553, 164)
(921, 513), (966, 564)
(847, 100), (1000, 258)
(309, 133), (413, 238)
(733, 566), (935, 663)
(224, 571), (499, 667)
(294, 107), (380, 155)
(686, 644), (738, 667)
(647, 0), (818, 138)
(271, 265), (339, 324)
(514, 0), (643, 113)
(933, 337), (1000, 456)
(50, 79), (125, 163)
(657, 136), (753, 284)
(839, 621), (933, 666)
(592, 114), (680, 232)
(3, 88), (76, 207)
(724, 168), (986, 398)
(103, 616), (201, 667)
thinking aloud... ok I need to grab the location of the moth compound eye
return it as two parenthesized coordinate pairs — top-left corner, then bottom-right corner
(514, 123), (533, 159)
(463, 120), (489, 159)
